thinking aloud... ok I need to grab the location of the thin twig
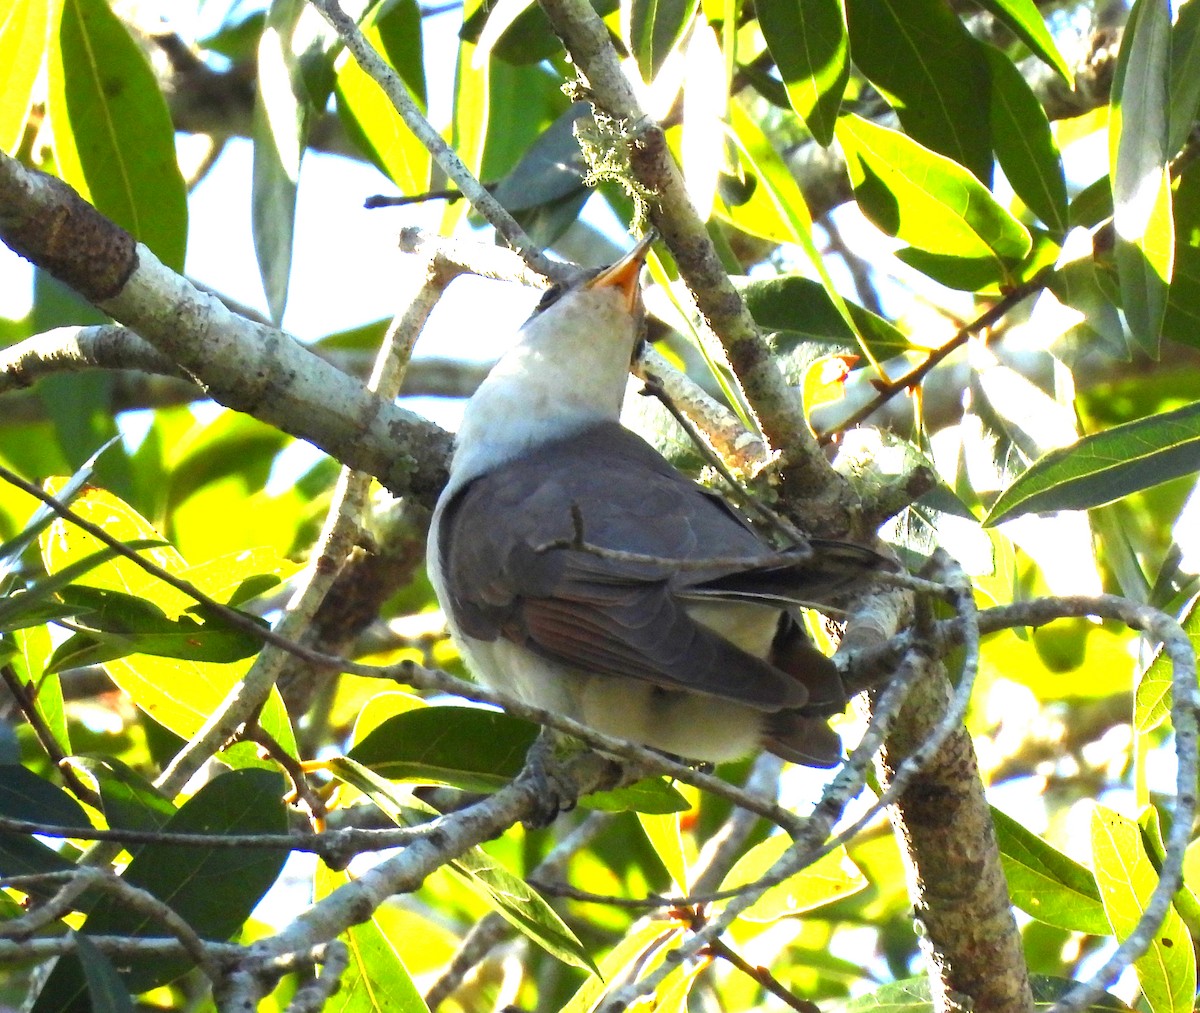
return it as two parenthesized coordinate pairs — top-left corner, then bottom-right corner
(819, 270), (1051, 441)
(0, 664), (99, 807)
(306, 0), (569, 283)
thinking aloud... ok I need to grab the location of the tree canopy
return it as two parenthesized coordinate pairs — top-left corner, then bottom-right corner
(1, 0), (1200, 1011)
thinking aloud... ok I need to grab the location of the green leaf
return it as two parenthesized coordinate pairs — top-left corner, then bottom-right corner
(46, 0), (188, 272)
(252, 0), (337, 323)
(199, 8), (265, 62)
(726, 103), (865, 352)
(460, 0), (616, 65)
(348, 706), (539, 792)
(473, 0), (537, 66)
(0, 540), (165, 631)
(38, 483), (296, 753)
(1141, 807), (1200, 946)
(992, 807), (1110, 934)
(984, 44), (1068, 235)
(1136, 593), (1200, 736)
(624, 0), (700, 81)
(836, 114), (1031, 281)
(35, 770), (288, 1009)
(335, 0), (431, 195)
(70, 756), (176, 833)
(639, 809), (688, 891)
(253, 8), (303, 326)
(581, 776), (690, 814)
(561, 920), (672, 1013)
(1110, 0), (1175, 355)
(983, 400), (1200, 525)
(971, 0), (1072, 83)
(0, 0), (50, 153)
(0, 764), (89, 880)
(10, 624), (69, 757)
(1163, 173), (1200, 350)
(1091, 805), (1195, 1013)
(1071, 175), (1115, 229)
(327, 757), (597, 973)
(314, 865), (432, 1012)
(721, 835), (867, 921)
(46, 585), (265, 671)
(733, 274), (909, 359)
(489, 100), (589, 246)
(1168, 0), (1200, 158)
(755, 0), (847, 146)
(844, 0), (991, 181)
(73, 933), (134, 1013)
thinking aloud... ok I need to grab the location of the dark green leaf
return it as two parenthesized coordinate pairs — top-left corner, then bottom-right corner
(489, 93), (590, 245)
(984, 44), (1067, 234)
(46, 0), (188, 272)
(349, 706), (539, 792)
(1163, 167), (1200, 349)
(844, 0), (991, 181)
(984, 400), (1200, 524)
(895, 249), (1015, 291)
(73, 934), (134, 1013)
(737, 60), (791, 109)
(59, 769), (287, 997)
(756, 0), (846, 145)
(45, 584), (264, 670)
(224, 573), (284, 607)
(69, 756), (176, 833)
(460, 0), (618, 65)
(0, 764), (90, 880)
(1163, 241), (1200, 350)
(1069, 176), (1113, 228)
(480, 60), (570, 183)
(198, 9), (265, 61)
(491, 103), (590, 212)
(992, 807), (1109, 934)
(733, 274), (909, 358)
(1111, 0), (1174, 355)
(0, 540), (165, 630)
(626, 0), (700, 81)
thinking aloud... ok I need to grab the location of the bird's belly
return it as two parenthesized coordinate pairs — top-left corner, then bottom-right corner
(458, 635), (764, 763)
(684, 600), (780, 657)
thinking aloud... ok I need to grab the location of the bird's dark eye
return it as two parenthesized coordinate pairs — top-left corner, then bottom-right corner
(533, 284), (567, 314)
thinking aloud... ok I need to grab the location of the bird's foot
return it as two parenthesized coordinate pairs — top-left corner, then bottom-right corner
(519, 729), (581, 829)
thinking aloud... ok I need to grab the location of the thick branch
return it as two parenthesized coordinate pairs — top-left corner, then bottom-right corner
(876, 659), (1032, 1013)
(533, 0), (862, 534)
(0, 151), (451, 506)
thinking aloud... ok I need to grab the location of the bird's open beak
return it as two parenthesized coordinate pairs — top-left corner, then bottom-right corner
(587, 233), (654, 313)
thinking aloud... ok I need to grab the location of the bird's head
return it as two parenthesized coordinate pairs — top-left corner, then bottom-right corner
(449, 236), (654, 485)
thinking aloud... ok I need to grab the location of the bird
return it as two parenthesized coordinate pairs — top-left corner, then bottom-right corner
(426, 237), (883, 768)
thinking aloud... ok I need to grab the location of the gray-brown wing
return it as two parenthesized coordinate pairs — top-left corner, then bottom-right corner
(437, 423), (808, 709)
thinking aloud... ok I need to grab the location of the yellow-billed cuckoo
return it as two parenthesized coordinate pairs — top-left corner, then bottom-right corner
(427, 238), (881, 767)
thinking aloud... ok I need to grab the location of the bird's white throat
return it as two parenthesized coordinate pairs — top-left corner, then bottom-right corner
(448, 284), (639, 488)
